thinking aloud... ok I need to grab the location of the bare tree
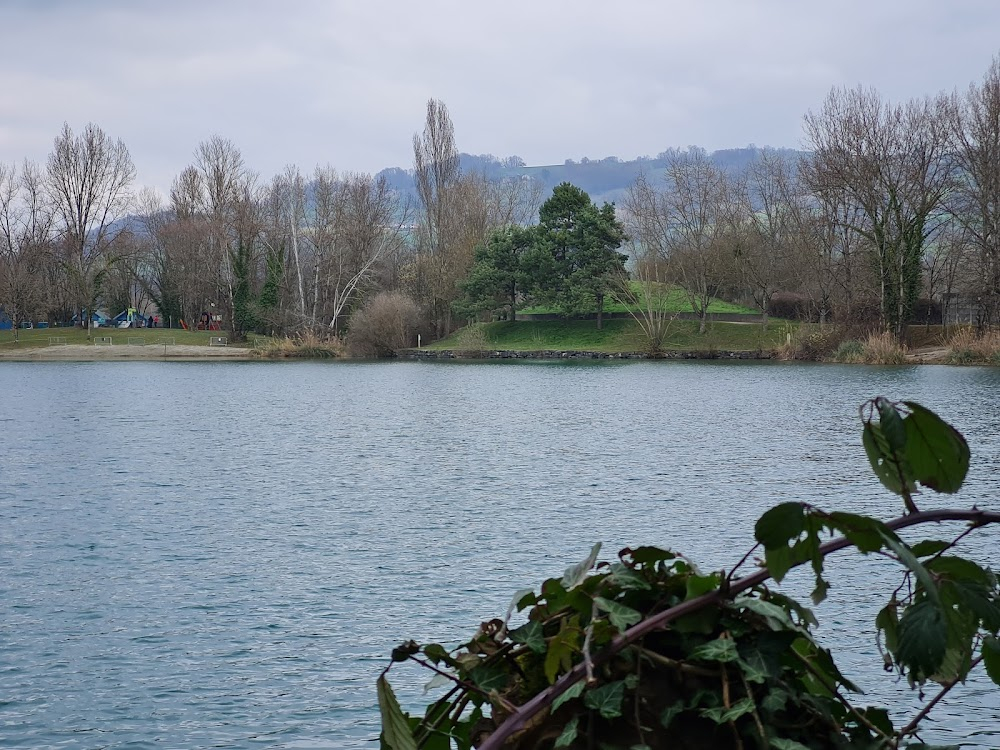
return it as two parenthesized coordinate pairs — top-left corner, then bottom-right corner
(802, 87), (951, 337)
(943, 55), (1000, 326)
(0, 161), (54, 338)
(46, 122), (136, 336)
(627, 153), (735, 334)
(732, 150), (798, 326)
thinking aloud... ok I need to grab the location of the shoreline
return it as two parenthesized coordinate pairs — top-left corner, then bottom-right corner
(0, 345), (956, 364)
(0, 344), (258, 361)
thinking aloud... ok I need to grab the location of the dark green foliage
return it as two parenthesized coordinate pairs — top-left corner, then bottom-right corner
(380, 400), (1000, 749)
(454, 226), (534, 321)
(525, 183), (628, 327)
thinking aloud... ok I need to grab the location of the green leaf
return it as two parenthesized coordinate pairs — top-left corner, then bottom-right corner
(863, 421), (911, 496)
(764, 544), (793, 583)
(856, 706), (894, 735)
(621, 546), (677, 566)
(607, 562), (652, 590)
(755, 502), (805, 549)
(926, 556), (992, 585)
(551, 680), (585, 712)
(584, 680), (626, 719)
(690, 637), (738, 663)
(701, 696), (755, 724)
(983, 636), (1000, 687)
(685, 572), (721, 599)
(545, 621), (579, 684)
(563, 543), (602, 589)
(422, 643), (451, 665)
(880, 530), (941, 606)
(660, 701), (684, 729)
(896, 600), (948, 679)
(901, 401), (970, 493)
(735, 596), (798, 632)
(554, 716), (579, 748)
(423, 673), (452, 694)
(910, 540), (951, 557)
(826, 512), (886, 553)
(377, 675), (418, 750)
(770, 740), (811, 750)
(505, 588), (535, 620)
(594, 597), (642, 631)
(468, 663), (509, 693)
(510, 621), (546, 654)
(876, 603), (900, 653)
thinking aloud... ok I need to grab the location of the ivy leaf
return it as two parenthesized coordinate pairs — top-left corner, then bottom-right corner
(660, 701), (684, 728)
(423, 673), (453, 694)
(468, 663), (509, 693)
(554, 716), (579, 748)
(736, 596), (798, 632)
(770, 740), (811, 750)
(755, 502), (805, 549)
(621, 546), (676, 566)
(510, 621), (546, 654)
(901, 401), (970, 493)
(701, 696), (755, 724)
(505, 588), (535, 622)
(563, 543), (602, 589)
(545, 621), (579, 684)
(377, 675), (418, 750)
(551, 680), (585, 712)
(583, 680), (626, 719)
(896, 600), (948, 679)
(607, 562), (652, 590)
(983, 636), (1000, 687)
(594, 597), (642, 632)
(690, 637), (738, 663)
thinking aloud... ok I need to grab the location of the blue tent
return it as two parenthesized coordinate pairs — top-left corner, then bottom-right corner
(70, 309), (110, 326)
(0, 307), (12, 330)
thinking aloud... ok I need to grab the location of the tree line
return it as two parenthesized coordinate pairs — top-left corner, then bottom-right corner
(3, 55), (1000, 347)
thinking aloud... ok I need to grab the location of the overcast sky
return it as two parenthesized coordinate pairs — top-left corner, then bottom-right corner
(2, 0), (998, 194)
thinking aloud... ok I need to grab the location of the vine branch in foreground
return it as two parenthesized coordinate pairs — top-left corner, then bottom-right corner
(479, 508), (1000, 750)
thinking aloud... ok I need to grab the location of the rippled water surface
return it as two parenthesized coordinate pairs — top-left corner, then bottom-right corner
(1, 360), (999, 748)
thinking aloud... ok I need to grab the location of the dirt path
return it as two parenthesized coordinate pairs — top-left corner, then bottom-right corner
(0, 344), (257, 361)
(905, 346), (949, 364)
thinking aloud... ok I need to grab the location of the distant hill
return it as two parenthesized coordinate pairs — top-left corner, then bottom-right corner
(377, 146), (807, 207)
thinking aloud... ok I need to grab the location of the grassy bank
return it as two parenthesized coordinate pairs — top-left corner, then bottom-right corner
(431, 319), (791, 354)
(518, 284), (756, 315)
(0, 327), (239, 351)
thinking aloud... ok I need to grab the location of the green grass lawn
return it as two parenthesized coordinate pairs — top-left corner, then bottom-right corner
(518, 284), (756, 316)
(0, 327), (238, 350)
(432, 319), (793, 353)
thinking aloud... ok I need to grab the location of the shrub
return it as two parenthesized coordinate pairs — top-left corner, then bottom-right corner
(776, 325), (846, 361)
(346, 292), (424, 357)
(454, 324), (494, 358)
(946, 327), (1000, 364)
(859, 331), (907, 364)
(256, 330), (343, 359)
(832, 338), (863, 363)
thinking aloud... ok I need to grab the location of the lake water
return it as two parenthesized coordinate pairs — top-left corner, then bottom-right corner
(1, 360), (998, 748)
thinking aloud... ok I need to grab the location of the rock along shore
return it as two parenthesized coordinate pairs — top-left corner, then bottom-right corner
(400, 349), (774, 360)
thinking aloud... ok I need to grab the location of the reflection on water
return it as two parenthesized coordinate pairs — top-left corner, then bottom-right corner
(0, 360), (998, 748)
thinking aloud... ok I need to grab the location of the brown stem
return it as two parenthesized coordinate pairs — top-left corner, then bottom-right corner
(479, 509), (1000, 750)
(893, 655), (984, 746)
